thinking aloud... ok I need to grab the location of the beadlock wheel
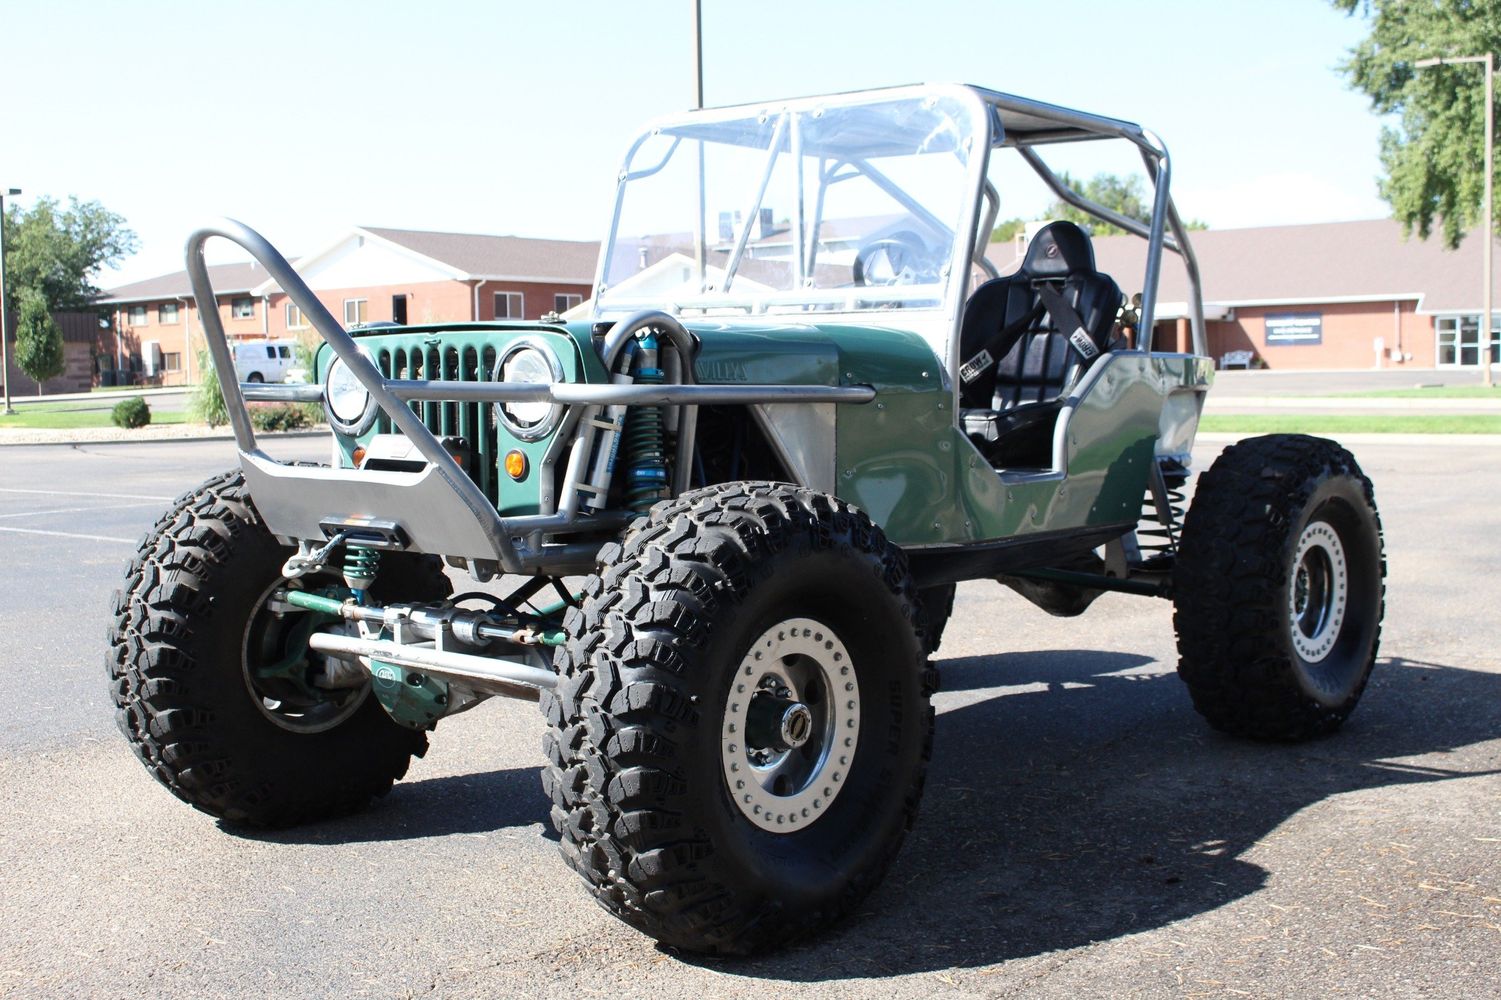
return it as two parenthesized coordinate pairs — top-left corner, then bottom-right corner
(720, 617), (860, 833)
(540, 482), (936, 955)
(1173, 434), (1385, 741)
(1287, 520), (1349, 666)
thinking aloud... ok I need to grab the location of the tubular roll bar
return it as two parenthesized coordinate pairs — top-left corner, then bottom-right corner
(185, 219), (873, 573)
(979, 90), (1208, 357)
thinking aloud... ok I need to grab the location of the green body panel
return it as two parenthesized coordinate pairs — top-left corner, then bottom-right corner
(315, 321), (1211, 551)
(837, 352), (1211, 546)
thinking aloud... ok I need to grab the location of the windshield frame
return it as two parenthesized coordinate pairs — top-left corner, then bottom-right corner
(593, 84), (993, 333)
(593, 83), (1208, 373)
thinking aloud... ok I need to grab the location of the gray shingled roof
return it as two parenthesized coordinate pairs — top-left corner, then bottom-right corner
(987, 218), (1500, 313)
(361, 227), (598, 281)
(99, 261), (278, 304)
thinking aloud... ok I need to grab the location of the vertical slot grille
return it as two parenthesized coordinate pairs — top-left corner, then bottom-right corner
(371, 340), (501, 505)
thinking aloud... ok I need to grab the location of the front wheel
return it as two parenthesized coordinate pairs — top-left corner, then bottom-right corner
(1173, 435), (1385, 740)
(108, 469), (451, 826)
(541, 483), (935, 955)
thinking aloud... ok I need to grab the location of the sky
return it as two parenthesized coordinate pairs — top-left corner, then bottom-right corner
(0, 0), (1393, 288)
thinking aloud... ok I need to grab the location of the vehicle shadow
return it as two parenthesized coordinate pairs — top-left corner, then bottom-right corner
(234, 766), (550, 845)
(703, 651), (1501, 981)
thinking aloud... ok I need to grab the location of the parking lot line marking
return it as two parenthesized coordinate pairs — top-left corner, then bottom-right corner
(0, 502), (164, 521)
(0, 487), (173, 502)
(0, 525), (136, 544)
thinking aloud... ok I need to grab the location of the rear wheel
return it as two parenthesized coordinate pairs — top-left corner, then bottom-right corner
(1173, 435), (1385, 740)
(108, 469), (451, 826)
(541, 483), (935, 954)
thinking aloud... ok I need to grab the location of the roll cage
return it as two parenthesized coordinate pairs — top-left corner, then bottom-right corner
(595, 83), (1207, 369)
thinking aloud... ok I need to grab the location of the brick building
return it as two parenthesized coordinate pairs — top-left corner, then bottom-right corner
(99, 227), (598, 386)
(990, 218), (1501, 371)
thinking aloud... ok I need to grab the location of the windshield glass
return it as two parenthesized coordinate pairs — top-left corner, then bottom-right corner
(595, 92), (980, 320)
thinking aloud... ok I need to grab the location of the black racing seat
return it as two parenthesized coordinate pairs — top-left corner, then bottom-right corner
(958, 221), (1121, 467)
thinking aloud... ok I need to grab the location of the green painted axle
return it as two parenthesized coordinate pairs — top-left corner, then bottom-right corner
(283, 588), (567, 645)
(285, 590), (346, 616)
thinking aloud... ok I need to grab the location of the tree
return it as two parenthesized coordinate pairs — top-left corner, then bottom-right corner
(14, 287), (65, 391)
(989, 217), (1026, 243)
(991, 172), (1207, 242)
(1045, 171), (1209, 236)
(1331, 0), (1501, 248)
(2, 196), (138, 312)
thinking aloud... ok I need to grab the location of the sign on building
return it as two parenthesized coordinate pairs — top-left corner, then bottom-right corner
(1265, 313), (1323, 346)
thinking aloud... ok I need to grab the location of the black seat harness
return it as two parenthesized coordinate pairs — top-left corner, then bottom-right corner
(959, 280), (1101, 390)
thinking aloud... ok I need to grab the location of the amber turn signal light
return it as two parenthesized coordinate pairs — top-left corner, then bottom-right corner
(351, 446), (367, 467)
(504, 450), (528, 480)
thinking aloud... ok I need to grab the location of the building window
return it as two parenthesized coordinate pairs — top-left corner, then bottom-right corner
(286, 303), (308, 329)
(1435, 314), (1498, 366)
(554, 293), (583, 313)
(126, 305), (148, 326)
(162, 352), (182, 372)
(494, 291), (523, 319)
(231, 297), (255, 320)
(344, 298), (368, 326)
(158, 302), (179, 324)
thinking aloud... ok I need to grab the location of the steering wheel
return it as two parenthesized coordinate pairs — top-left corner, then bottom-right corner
(853, 230), (942, 286)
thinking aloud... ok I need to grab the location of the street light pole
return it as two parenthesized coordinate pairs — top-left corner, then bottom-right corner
(691, 0), (704, 110)
(1415, 54), (1495, 387)
(0, 187), (20, 416)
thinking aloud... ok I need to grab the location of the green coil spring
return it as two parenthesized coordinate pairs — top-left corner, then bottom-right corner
(342, 544), (381, 601)
(620, 331), (671, 513)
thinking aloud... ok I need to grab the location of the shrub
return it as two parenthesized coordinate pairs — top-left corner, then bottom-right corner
(249, 403), (317, 432)
(15, 287), (65, 388)
(111, 396), (151, 429)
(189, 349), (229, 427)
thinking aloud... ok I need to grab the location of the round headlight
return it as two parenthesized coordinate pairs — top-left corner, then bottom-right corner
(323, 352), (378, 435)
(493, 340), (563, 440)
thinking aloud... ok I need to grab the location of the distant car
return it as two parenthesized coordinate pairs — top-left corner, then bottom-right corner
(232, 340), (296, 383)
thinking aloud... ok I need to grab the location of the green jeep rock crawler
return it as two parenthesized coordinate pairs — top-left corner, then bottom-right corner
(109, 84), (1384, 955)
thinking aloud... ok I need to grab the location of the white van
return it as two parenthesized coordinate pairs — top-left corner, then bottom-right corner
(233, 341), (296, 383)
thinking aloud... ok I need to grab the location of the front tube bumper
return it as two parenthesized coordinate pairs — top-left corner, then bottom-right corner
(187, 218), (518, 569)
(186, 221), (875, 573)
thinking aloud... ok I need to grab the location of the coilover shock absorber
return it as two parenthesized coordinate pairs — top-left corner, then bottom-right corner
(342, 545), (381, 603)
(619, 331), (671, 513)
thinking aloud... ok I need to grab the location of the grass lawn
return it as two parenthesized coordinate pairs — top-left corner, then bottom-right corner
(1200, 413), (1501, 435)
(0, 407), (189, 430)
(1341, 384), (1501, 399)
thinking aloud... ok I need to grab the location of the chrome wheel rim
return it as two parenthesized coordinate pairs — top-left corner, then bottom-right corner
(1288, 520), (1349, 664)
(720, 617), (859, 833)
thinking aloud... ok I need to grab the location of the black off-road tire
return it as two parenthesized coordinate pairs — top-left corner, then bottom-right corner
(1173, 435), (1385, 740)
(108, 469), (451, 827)
(540, 483), (936, 955)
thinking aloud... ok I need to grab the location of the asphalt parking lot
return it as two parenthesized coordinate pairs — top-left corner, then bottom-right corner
(1, 436), (1498, 998)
